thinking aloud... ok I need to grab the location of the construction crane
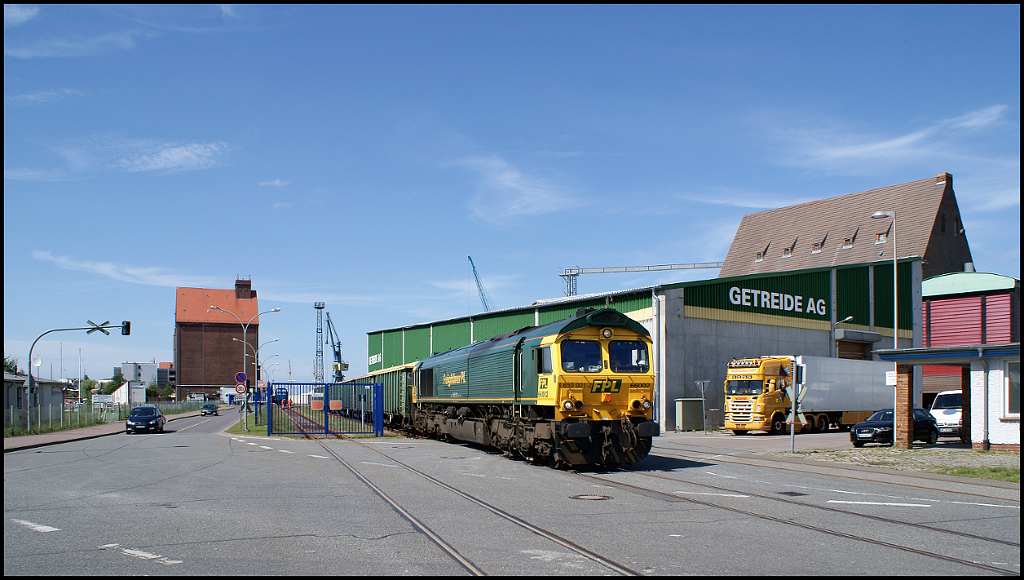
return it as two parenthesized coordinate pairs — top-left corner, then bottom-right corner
(314, 302), (325, 383)
(468, 256), (495, 312)
(325, 311), (348, 383)
(559, 262), (725, 296)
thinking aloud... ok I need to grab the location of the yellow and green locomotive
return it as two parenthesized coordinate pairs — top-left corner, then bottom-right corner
(411, 308), (658, 467)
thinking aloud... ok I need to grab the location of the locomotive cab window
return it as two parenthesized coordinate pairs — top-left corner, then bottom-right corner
(536, 346), (552, 374)
(609, 341), (649, 373)
(561, 340), (602, 373)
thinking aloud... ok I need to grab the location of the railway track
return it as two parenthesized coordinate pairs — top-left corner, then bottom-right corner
(279, 405), (638, 576)
(277, 408), (1017, 575)
(652, 439), (1020, 502)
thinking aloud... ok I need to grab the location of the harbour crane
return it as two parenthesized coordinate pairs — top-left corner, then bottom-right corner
(325, 311), (348, 382)
(468, 256), (495, 312)
(559, 262), (725, 296)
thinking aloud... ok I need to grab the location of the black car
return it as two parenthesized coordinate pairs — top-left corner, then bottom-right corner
(850, 408), (939, 447)
(126, 405), (166, 434)
(201, 404), (219, 416)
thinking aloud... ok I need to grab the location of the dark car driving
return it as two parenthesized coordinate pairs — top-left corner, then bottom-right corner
(850, 408), (939, 447)
(126, 405), (166, 434)
(201, 404), (219, 416)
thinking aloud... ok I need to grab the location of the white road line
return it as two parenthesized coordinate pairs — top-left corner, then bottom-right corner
(100, 544), (182, 566)
(278, 449), (295, 453)
(308, 454), (328, 458)
(12, 519), (59, 533)
(674, 491), (750, 498)
(360, 461), (398, 468)
(259, 445), (272, 449)
(827, 500), (931, 507)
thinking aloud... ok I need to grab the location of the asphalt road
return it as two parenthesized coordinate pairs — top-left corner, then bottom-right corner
(4, 418), (1019, 576)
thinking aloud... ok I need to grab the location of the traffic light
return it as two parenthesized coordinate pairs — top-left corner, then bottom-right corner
(121, 321), (131, 335)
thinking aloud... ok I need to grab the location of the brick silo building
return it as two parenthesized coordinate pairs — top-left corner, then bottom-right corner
(174, 279), (261, 401)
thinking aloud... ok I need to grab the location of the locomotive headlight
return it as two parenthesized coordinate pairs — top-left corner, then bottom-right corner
(574, 400), (584, 410)
(602, 328), (613, 339)
(563, 400), (574, 411)
(642, 399), (652, 410)
(631, 399), (642, 410)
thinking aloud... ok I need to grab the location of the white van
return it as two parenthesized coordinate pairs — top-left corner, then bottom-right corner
(929, 390), (963, 441)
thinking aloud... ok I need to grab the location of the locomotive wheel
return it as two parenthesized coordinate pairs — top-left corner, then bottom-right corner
(548, 452), (568, 470)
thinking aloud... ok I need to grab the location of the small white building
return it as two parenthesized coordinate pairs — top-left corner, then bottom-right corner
(878, 343), (1019, 451)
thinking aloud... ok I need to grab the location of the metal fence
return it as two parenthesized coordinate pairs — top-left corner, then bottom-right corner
(5, 400), (206, 435)
(267, 382), (383, 436)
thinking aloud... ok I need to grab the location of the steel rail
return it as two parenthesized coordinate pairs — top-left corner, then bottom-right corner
(327, 436), (641, 576)
(579, 472), (1019, 575)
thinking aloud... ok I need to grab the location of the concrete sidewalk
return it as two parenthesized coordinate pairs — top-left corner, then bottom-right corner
(4, 410), (203, 453)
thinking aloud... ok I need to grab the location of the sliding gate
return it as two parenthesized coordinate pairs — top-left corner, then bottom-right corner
(267, 382), (383, 437)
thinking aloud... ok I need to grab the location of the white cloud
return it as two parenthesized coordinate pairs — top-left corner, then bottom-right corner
(4, 31), (138, 59)
(41, 135), (231, 175)
(767, 105), (1011, 174)
(5, 88), (87, 107)
(221, 5), (238, 18)
(32, 251), (223, 288)
(4, 5), (39, 28)
(258, 179), (289, 187)
(115, 140), (230, 172)
(456, 155), (583, 223)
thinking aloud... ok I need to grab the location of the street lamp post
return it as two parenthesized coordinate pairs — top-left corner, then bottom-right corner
(831, 315), (854, 357)
(871, 210), (899, 435)
(210, 305), (280, 431)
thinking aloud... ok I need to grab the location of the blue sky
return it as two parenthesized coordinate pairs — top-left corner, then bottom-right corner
(4, 5), (1019, 384)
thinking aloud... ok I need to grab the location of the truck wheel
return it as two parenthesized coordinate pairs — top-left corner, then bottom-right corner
(817, 415), (829, 433)
(732, 430), (748, 436)
(769, 414), (785, 435)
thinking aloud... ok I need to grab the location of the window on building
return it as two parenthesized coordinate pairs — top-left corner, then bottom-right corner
(811, 243), (821, 253)
(755, 243), (769, 262)
(782, 248), (791, 258)
(875, 232), (886, 244)
(1006, 360), (1020, 418)
(842, 238), (853, 249)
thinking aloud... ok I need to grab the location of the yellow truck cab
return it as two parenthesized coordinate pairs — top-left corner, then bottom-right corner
(723, 356), (794, 435)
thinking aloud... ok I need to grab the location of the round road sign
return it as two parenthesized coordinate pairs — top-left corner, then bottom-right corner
(235, 383), (247, 394)
(235, 372), (246, 384)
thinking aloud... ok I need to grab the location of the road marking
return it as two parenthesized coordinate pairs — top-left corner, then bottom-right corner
(278, 449), (295, 453)
(99, 544), (182, 565)
(12, 519), (59, 533)
(827, 500), (931, 507)
(360, 461), (398, 468)
(246, 442), (257, 446)
(259, 445), (272, 449)
(461, 472), (485, 477)
(950, 501), (1020, 509)
(673, 491), (749, 498)
(308, 454), (328, 458)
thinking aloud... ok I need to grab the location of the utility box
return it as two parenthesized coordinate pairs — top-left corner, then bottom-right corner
(675, 398), (705, 431)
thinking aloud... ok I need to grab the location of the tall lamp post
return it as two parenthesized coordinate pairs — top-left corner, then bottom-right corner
(831, 315), (854, 357)
(871, 210), (899, 429)
(210, 305), (280, 431)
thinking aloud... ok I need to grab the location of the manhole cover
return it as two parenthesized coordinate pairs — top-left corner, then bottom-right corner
(570, 494), (612, 501)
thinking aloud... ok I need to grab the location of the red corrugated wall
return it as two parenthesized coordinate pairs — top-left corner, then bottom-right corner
(985, 293), (1012, 343)
(926, 296), (982, 346)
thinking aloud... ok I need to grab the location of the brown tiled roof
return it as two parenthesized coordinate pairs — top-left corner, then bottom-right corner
(175, 287), (260, 325)
(719, 173), (966, 278)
